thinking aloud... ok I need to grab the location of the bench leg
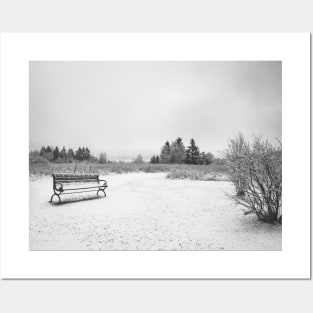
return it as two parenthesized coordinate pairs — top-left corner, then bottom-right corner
(50, 193), (61, 203)
(97, 189), (106, 197)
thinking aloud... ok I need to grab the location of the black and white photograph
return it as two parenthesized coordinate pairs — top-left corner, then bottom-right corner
(29, 61), (282, 251)
(1, 1), (312, 311)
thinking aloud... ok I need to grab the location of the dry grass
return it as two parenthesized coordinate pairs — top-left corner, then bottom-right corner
(166, 167), (229, 181)
(30, 162), (171, 176)
(29, 161), (229, 181)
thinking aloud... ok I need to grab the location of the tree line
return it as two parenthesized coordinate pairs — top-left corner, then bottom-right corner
(39, 146), (93, 162)
(33, 138), (214, 165)
(150, 138), (214, 165)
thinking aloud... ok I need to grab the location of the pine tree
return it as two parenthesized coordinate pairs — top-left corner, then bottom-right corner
(67, 148), (74, 160)
(170, 137), (186, 164)
(185, 138), (200, 164)
(155, 156), (160, 163)
(160, 141), (171, 163)
(150, 155), (156, 164)
(85, 147), (90, 160)
(82, 147), (86, 160)
(75, 147), (83, 160)
(40, 146), (46, 156)
(60, 146), (67, 159)
(53, 146), (60, 161)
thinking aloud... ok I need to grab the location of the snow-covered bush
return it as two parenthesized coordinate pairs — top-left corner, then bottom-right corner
(225, 133), (282, 224)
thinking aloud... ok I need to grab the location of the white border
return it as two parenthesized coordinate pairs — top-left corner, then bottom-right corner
(0, 33), (310, 279)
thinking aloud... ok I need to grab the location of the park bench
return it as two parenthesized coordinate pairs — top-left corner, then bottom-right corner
(49, 174), (108, 203)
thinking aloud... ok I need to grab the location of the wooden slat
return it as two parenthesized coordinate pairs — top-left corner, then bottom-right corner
(53, 174), (99, 183)
(62, 189), (100, 195)
(53, 172), (95, 174)
(55, 179), (99, 183)
(53, 174), (98, 179)
(63, 186), (101, 191)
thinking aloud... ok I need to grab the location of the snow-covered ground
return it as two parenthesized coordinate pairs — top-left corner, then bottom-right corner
(29, 173), (281, 250)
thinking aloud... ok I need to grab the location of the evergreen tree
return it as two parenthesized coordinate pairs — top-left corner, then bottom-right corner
(79, 147), (84, 160)
(60, 146), (67, 159)
(53, 146), (60, 161)
(185, 138), (200, 164)
(160, 141), (171, 163)
(85, 147), (91, 160)
(39, 146), (53, 162)
(82, 147), (86, 160)
(67, 148), (74, 160)
(170, 137), (186, 164)
(150, 155), (156, 164)
(155, 155), (160, 163)
(75, 147), (83, 160)
(40, 146), (46, 156)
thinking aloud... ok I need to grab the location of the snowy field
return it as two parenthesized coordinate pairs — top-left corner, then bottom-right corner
(29, 173), (282, 251)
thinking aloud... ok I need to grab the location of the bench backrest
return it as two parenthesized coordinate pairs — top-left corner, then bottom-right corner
(53, 174), (99, 183)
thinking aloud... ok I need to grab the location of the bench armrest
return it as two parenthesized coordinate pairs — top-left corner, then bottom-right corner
(54, 182), (64, 192)
(99, 179), (108, 187)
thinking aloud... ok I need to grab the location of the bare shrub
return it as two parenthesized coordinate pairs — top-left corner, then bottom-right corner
(225, 133), (282, 223)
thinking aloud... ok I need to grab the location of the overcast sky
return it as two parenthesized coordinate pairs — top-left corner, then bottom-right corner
(30, 61), (281, 160)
